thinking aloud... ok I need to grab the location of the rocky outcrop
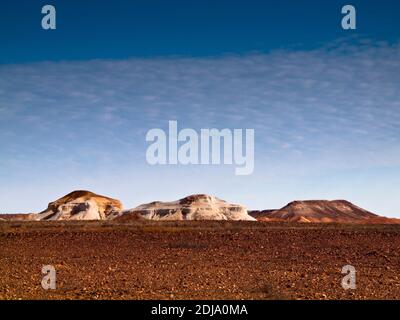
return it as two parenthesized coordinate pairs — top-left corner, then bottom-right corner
(116, 194), (256, 221)
(251, 200), (392, 223)
(31, 190), (123, 221)
(5, 192), (398, 224)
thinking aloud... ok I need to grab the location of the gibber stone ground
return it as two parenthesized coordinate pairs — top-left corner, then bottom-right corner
(0, 221), (399, 300)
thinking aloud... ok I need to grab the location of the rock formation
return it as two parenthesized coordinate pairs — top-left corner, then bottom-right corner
(4, 191), (398, 224)
(116, 194), (255, 221)
(249, 200), (397, 223)
(31, 190), (123, 221)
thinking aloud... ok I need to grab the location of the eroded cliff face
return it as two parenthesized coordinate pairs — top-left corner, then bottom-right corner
(115, 194), (256, 221)
(27, 191), (254, 221)
(31, 190), (123, 221)
(10, 191), (397, 224)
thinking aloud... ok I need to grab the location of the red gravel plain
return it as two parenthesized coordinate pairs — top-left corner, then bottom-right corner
(0, 221), (399, 300)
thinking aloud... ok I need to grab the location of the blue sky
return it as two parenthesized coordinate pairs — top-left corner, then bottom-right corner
(1, 0), (400, 216)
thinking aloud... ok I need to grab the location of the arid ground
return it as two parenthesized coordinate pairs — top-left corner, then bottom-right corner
(0, 221), (399, 300)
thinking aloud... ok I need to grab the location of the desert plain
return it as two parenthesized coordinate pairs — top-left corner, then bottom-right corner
(1, 220), (399, 300)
